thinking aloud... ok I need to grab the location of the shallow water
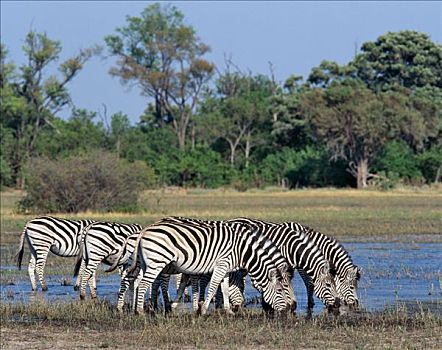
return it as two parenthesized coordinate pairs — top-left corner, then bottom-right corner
(1, 242), (441, 314)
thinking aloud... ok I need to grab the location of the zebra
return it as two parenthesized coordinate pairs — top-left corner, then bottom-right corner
(157, 216), (295, 315)
(73, 221), (144, 300)
(15, 216), (94, 291)
(229, 218), (359, 314)
(165, 216), (341, 314)
(289, 223), (361, 311)
(117, 219), (296, 315)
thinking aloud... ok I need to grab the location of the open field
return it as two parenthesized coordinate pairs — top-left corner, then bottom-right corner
(1, 188), (441, 349)
(1, 187), (441, 243)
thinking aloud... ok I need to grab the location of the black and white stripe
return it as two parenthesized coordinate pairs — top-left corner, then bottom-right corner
(289, 223), (360, 310)
(171, 270), (247, 312)
(15, 216), (94, 291)
(118, 219), (295, 315)
(74, 221), (142, 300)
(229, 218), (352, 313)
(160, 216), (341, 313)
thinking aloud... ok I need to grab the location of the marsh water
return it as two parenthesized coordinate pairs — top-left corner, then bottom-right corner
(1, 242), (441, 314)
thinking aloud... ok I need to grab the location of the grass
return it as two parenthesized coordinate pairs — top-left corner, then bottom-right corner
(1, 188), (441, 243)
(1, 188), (441, 349)
(1, 300), (441, 349)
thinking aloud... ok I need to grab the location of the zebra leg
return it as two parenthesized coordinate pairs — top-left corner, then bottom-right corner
(221, 275), (234, 315)
(201, 264), (230, 315)
(228, 274), (246, 312)
(135, 262), (167, 315)
(74, 259), (86, 291)
(172, 273), (189, 309)
(89, 270), (98, 299)
(298, 269), (312, 316)
(160, 274), (172, 314)
(190, 276), (200, 312)
(79, 260), (99, 300)
(34, 250), (50, 291)
(132, 266), (143, 312)
(151, 276), (161, 310)
(117, 266), (138, 313)
(199, 274), (210, 304)
(28, 255), (38, 291)
(215, 287), (223, 309)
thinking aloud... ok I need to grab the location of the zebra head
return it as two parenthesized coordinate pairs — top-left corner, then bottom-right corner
(260, 266), (293, 315)
(312, 261), (341, 313)
(336, 265), (361, 310)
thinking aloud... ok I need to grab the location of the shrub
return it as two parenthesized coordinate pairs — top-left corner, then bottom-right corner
(0, 155), (13, 189)
(260, 147), (352, 188)
(373, 141), (422, 182)
(416, 146), (442, 184)
(19, 151), (155, 213)
(154, 146), (228, 188)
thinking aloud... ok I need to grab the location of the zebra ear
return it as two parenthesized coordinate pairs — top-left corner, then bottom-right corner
(355, 266), (361, 281)
(279, 262), (288, 274)
(329, 262), (337, 278)
(269, 268), (278, 282)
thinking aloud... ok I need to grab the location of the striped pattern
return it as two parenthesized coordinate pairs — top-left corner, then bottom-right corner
(162, 217), (341, 313)
(296, 226), (360, 310)
(229, 218), (355, 313)
(231, 218), (360, 311)
(74, 221), (142, 300)
(118, 219), (295, 315)
(15, 216), (94, 291)
(171, 270), (247, 311)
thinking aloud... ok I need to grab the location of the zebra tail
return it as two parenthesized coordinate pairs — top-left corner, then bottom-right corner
(73, 238), (86, 278)
(105, 247), (124, 273)
(14, 226), (27, 270)
(127, 229), (145, 274)
(73, 253), (82, 278)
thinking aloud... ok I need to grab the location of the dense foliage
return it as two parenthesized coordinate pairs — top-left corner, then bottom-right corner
(1, 4), (441, 211)
(19, 151), (154, 213)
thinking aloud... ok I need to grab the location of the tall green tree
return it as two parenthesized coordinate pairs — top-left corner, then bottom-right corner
(198, 72), (272, 167)
(35, 108), (106, 158)
(353, 30), (442, 91)
(300, 81), (438, 188)
(0, 32), (99, 188)
(105, 3), (215, 150)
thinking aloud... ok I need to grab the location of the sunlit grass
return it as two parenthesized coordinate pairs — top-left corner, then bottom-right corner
(1, 188), (440, 245)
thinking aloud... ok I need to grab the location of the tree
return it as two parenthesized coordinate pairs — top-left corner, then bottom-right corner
(108, 112), (131, 157)
(300, 81), (438, 188)
(353, 30), (442, 91)
(105, 3), (215, 150)
(198, 72), (272, 167)
(35, 108), (106, 158)
(271, 75), (312, 150)
(0, 32), (100, 188)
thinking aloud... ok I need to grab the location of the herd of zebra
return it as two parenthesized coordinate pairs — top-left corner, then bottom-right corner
(15, 215), (361, 317)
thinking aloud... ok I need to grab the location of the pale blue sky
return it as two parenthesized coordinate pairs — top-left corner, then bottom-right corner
(1, 1), (441, 123)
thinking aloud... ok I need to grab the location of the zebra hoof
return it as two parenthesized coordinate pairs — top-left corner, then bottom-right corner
(42, 286), (48, 292)
(80, 294), (86, 300)
(73, 285), (79, 291)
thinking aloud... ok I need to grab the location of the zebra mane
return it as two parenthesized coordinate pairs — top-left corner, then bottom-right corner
(161, 216), (289, 274)
(298, 224), (355, 272)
